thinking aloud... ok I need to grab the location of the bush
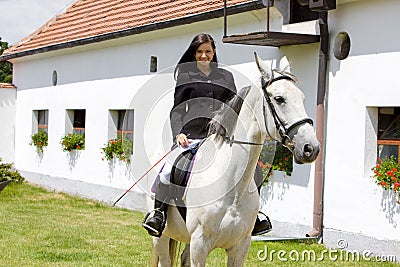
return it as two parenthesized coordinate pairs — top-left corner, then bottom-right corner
(371, 155), (400, 204)
(61, 133), (85, 152)
(101, 137), (133, 164)
(30, 131), (48, 152)
(259, 141), (293, 183)
(0, 158), (24, 183)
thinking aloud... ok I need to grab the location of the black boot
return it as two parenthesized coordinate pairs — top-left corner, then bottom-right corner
(252, 212), (272, 236)
(142, 182), (170, 237)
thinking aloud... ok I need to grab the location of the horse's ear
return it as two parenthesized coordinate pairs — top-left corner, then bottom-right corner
(279, 56), (291, 73)
(254, 52), (272, 80)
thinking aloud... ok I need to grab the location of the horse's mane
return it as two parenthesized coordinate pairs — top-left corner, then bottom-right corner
(208, 86), (252, 143)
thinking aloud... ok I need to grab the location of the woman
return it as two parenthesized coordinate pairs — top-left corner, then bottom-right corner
(142, 33), (271, 237)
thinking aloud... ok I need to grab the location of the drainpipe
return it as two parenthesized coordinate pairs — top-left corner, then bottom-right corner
(307, 11), (329, 239)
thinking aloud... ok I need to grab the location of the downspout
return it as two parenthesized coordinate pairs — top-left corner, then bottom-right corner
(307, 11), (329, 239)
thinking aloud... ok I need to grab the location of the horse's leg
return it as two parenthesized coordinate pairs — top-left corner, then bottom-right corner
(189, 231), (213, 267)
(152, 235), (171, 267)
(226, 236), (252, 267)
(180, 243), (190, 267)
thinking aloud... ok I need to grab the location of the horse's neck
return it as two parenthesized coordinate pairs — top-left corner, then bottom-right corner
(227, 87), (265, 202)
(234, 87), (265, 144)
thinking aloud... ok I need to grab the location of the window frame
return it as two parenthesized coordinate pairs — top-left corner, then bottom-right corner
(116, 109), (134, 140)
(377, 107), (400, 164)
(66, 109), (86, 136)
(37, 110), (49, 133)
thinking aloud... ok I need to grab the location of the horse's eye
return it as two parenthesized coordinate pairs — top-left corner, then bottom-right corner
(274, 96), (285, 104)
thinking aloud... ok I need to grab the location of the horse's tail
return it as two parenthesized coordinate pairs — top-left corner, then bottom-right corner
(151, 243), (159, 267)
(169, 238), (179, 267)
(150, 237), (180, 267)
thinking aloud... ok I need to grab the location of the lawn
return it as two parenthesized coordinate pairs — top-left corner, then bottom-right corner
(0, 182), (398, 267)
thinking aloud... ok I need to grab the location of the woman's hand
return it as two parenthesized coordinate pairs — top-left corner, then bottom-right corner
(176, 133), (191, 148)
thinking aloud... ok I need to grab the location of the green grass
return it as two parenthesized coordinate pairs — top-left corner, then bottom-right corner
(0, 182), (398, 267)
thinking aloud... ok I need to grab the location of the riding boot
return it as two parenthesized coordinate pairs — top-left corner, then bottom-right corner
(142, 182), (170, 237)
(252, 165), (273, 236)
(252, 212), (272, 236)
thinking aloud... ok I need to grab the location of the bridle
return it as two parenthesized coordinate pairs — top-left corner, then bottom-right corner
(261, 74), (314, 151)
(226, 72), (313, 151)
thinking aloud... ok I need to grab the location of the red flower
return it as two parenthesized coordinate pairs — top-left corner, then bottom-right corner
(380, 181), (387, 187)
(77, 145), (81, 149)
(392, 177), (397, 182)
(258, 160), (267, 169)
(394, 182), (400, 191)
(387, 171), (395, 177)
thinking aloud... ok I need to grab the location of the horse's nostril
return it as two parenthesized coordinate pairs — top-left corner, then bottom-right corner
(304, 144), (314, 157)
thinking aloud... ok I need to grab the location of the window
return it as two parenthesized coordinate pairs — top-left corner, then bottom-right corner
(52, 70), (58, 86)
(66, 109), (86, 135)
(117, 110), (134, 140)
(150, 56), (158, 72)
(108, 109), (134, 155)
(377, 107), (400, 163)
(37, 110), (49, 132)
(32, 110), (49, 133)
(289, 0), (319, 24)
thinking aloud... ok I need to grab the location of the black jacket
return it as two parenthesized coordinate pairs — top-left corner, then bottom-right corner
(170, 64), (237, 140)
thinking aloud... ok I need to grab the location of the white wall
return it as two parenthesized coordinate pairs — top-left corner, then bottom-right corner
(0, 87), (16, 163)
(261, 43), (320, 231)
(324, 0), (400, 241)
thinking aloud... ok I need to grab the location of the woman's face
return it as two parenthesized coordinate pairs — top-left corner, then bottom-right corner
(195, 42), (215, 65)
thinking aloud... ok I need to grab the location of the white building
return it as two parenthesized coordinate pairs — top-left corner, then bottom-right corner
(1, 0), (399, 260)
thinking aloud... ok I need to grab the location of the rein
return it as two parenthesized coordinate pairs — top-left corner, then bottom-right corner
(225, 135), (264, 147)
(226, 73), (313, 150)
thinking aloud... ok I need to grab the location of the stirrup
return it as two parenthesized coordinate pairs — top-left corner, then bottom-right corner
(142, 209), (166, 237)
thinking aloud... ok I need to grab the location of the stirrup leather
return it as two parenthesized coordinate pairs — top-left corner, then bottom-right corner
(142, 209), (167, 237)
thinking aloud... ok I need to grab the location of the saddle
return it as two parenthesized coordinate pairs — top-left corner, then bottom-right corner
(170, 144), (199, 197)
(171, 142), (203, 220)
(152, 141), (202, 220)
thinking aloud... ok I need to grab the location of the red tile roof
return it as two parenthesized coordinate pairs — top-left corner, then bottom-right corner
(0, 83), (16, 89)
(1, 0), (263, 61)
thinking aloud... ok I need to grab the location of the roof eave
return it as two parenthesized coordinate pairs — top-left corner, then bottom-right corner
(0, 1), (265, 62)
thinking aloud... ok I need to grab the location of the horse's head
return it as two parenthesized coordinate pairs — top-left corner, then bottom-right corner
(255, 53), (320, 164)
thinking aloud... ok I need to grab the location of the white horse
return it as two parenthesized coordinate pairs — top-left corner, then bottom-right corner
(150, 53), (320, 267)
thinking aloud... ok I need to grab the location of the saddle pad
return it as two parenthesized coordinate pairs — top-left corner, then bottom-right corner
(170, 145), (198, 197)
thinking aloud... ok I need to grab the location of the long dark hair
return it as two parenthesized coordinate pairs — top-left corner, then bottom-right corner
(174, 33), (218, 79)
